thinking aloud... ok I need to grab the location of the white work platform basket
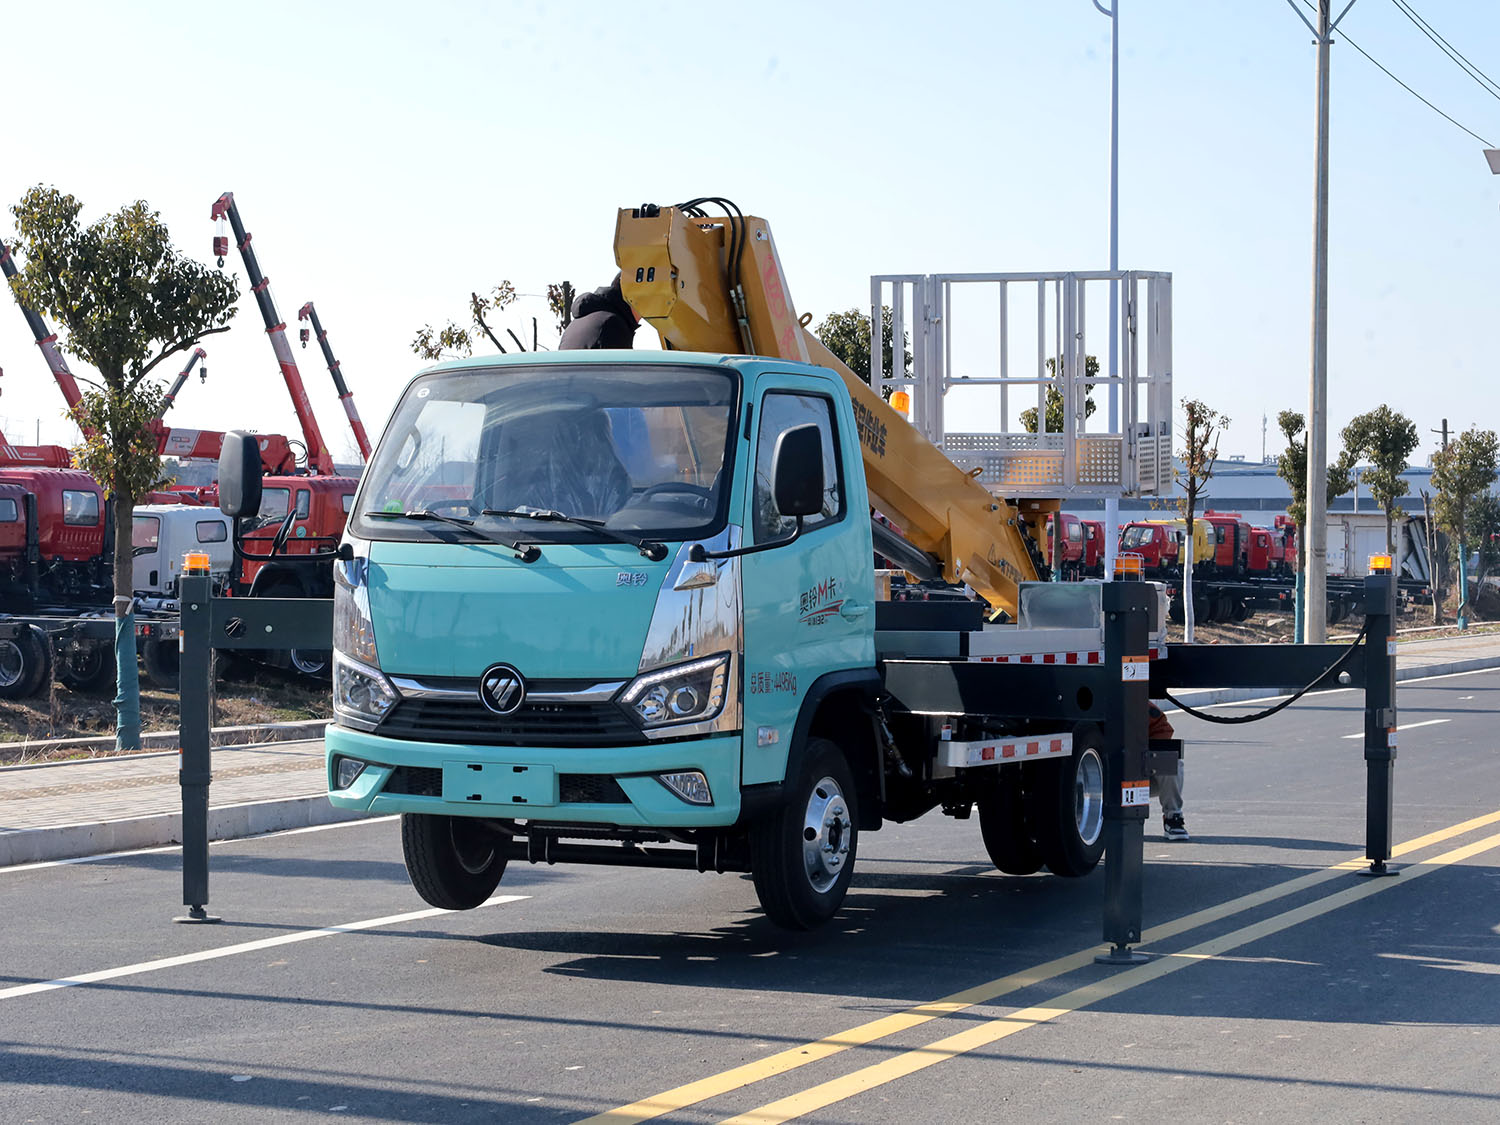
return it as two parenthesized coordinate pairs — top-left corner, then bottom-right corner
(870, 270), (1173, 499)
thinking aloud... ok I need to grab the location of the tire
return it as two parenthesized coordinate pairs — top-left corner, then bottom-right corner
(977, 770), (1044, 875)
(261, 580), (331, 681)
(288, 648), (330, 678)
(400, 813), (508, 910)
(1028, 729), (1107, 878)
(0, 627), (50, 699)
(142, 636), (180, 689)
(58, 643), (116, 694)
(750, 737), (859, 930)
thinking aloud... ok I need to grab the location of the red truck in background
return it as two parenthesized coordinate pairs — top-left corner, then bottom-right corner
(1043, 513), (1105, 580)
(1202, 510), (1253, 577)
(0, 467), (111, 609)
(1275, 514), (1298, 573)
(1050, 513), (1110, 582)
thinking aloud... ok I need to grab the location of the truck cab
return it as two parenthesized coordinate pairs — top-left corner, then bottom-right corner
(327, 353), (883, 926)
(1044, 512), (1087, 579)
(131, 504), (233, 597)
(1202, 511), (1252, 577)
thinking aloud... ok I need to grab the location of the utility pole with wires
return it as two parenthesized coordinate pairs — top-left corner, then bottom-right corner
(1286, 0), (1357, 642)
(1092, 0), (1121, 579)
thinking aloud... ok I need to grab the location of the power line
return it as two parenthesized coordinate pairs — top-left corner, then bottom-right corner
(1296, 0), (1495, 147)
(1391, 0), (1500, 104)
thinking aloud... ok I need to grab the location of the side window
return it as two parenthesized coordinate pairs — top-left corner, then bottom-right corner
(0, 498), (17, 522)
(341, 493), (353, 514)
(196, 520), (228, 543)
(295, 490), (311, 519)
(62, 490), (100, 526)
(753, 392), (842, 542)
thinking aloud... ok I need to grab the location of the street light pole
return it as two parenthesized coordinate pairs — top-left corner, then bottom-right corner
(1093, 0), (1121, 578)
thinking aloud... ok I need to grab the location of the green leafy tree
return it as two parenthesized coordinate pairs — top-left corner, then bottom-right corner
(1342, 406), (1419, 552)
(1431, 427), (1499, 620)
(1176, 399), (1229, 643)
(813, 307), (911, 399)
(1020, 355), (1099, 434)
(412, 281), (521, 360)
(1469, 491), (1500, 592)
(7, 186), (238, 749)
(1275, 408), (1356, 548)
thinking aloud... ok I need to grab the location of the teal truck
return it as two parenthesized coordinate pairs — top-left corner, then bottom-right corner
(322, 202), (1169, 929)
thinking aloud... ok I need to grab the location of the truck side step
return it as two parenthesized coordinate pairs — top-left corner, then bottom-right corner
(514, 832), (750, 874)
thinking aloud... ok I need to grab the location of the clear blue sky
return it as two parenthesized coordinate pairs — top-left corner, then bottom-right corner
(2, 0), (1497, 466)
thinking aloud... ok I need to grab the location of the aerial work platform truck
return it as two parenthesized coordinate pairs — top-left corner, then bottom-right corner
(306, 200), (1175, 928)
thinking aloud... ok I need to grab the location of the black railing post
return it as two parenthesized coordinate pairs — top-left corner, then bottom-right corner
(175, 574), (221, 923)
(1360, 570), (1399, 877)
(1097, 580), (1153, 963)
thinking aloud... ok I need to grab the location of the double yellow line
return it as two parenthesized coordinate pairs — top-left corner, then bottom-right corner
(580, 810), (1500, 1124)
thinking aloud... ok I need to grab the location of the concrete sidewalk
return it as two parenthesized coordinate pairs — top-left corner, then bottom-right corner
(4, 631), (1500, 869)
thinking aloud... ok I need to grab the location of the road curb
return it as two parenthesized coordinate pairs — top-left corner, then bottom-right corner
(0, 795), (368, 868)
(0, 718), (331, 762)
(1165, 656), (1500, 710)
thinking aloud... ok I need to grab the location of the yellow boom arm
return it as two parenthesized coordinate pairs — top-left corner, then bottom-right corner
(615, 204), (1044, 618)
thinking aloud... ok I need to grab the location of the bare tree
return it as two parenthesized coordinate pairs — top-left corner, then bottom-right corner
(1176, 399), (1228, 643)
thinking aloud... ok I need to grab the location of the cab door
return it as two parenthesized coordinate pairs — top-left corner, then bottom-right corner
(739, 375), (874, 787)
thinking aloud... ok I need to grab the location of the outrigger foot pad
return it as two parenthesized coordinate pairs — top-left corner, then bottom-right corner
(1095, 944), (1153, 965)
(173, 905), (223, 924)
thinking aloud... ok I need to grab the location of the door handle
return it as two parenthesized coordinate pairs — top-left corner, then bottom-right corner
(839, 601), (871, 621)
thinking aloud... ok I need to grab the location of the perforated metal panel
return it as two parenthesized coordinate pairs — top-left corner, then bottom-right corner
(871, 270), (1172, 498)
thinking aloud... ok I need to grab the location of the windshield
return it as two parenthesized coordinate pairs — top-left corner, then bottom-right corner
(1120, 525), (1154, 548)
(353, 362), (737, 543)
(132, 515), (161, 555)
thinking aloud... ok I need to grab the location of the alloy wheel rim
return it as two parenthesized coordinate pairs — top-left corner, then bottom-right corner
(801, 775), (852, 894)
(1074, 747), (1105, 847)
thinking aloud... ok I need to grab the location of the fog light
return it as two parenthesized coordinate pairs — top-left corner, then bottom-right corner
(658, 770), (712, 805)
(334, 756), (366, 790)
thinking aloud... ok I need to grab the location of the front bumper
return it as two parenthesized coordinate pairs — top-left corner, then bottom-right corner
(324, 724), (743, 827)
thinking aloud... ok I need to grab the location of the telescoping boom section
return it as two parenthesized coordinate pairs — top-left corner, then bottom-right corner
(614, 203), (1041, 618)
(211, 192), (336, 476)
(298, 302), (371, 462)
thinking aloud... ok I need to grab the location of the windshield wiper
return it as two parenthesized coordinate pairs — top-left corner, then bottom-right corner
(364, 510), (541, 563)
(481, 508), (668, 562)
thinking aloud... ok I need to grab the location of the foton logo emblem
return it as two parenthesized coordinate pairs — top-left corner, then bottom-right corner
(478, 663), (526, 715)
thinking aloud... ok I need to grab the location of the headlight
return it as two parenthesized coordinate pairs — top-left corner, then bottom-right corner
(618, 653), (729, 729)
(333, 651), (399, 730)
(333, 554), (378, 665)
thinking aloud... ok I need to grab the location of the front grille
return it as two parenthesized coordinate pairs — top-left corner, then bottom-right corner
(380, 698), (645, 747)
(560, 773), (629, 803)
(386, 765), (443, 797)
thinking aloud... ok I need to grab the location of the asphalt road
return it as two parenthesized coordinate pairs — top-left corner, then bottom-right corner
(4, 667), (1499, 1123)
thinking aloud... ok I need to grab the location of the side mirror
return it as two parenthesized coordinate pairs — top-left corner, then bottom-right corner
(772, 424), (824, 518)
(218, 431), (263, 518)
(689, 423), (827, 565)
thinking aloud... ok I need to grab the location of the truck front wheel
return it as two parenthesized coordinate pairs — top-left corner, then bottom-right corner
(1028, 731), (1106, 878)
(400, 813), (508, 910)
(750, 738), (858, 930)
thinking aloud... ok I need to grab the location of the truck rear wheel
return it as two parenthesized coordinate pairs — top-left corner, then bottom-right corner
(0, 627), (51, 699)
(142, 637), (180, 689)
(59, 643), (116, 694)
(977, 770), (1043, 875)
(401, 813), (508, 910)
(750, 737), (858, 930)
(1028, 729), (1106, 878)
